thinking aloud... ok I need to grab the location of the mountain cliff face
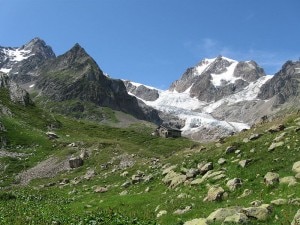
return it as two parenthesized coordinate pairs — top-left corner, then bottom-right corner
(258, 60), (300, 104)
(0, 72), (32, 106)
(33, 44), (161, 124)
(0, 38), (55, 84)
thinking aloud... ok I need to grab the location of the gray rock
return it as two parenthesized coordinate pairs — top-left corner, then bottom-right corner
(69, 157), (84, 168)
(162, 165), (177, 175)
(289, 198), (300, 206)
(183, 218), (208, 225)
(225, 146), (237, 154)
(239, 189), (253, 198)
(242, 204), (272, 221)
(226, 178), (243, 191)
(204, 186), (225, 202)
(267, 124), (285, 133)
(273, 132), (286, 142)
(186, 168), (199, 178)
(121, 181), (131, 188)
(156, 210), (167, 218)
(162, 170), (186, 188)
(249, 133), (262, 141)
(264, 172), (279, 186)
(119, 190), (128, 196)
(223, 213), (249, 224)
(94, 186), (108, 193)
(191, 170), (226, 185)
(206, 207), (242, 223)
(279, 176), (297, 186)
(291, 209), (300, 225)
(270, 198), (288, 205)
(123, 80), (160, 101)
(218, 158), (227, 165)
(268, 141), (284, 151)
(293, 161), (300, 173)
(173, 206), (192, 215)
(239, 159), (252, 168)
(199, 162), (213, 175)
(46, 131), (59, 139)
(83, 169), (95, 180)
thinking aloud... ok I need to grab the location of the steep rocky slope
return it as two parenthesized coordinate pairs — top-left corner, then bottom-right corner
(32, 44), (161, 124)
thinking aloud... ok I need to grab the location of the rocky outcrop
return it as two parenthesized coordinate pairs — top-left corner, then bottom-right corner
(123, 80), (159, 101)
(258, 60), (300, 104)
(0, 72), (33, 106)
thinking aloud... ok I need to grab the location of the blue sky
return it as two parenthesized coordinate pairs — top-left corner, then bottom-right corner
(1, 0), (300, 89)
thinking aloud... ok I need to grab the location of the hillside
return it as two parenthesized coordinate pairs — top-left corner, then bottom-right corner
(1, 82), (300, 224)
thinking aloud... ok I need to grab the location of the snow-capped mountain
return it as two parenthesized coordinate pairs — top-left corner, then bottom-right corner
(124, 56), (278, 141)
(0, 38), (55, 84)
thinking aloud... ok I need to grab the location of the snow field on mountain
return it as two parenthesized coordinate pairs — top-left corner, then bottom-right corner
(203, 75), (272, 113)
(210, 61), (239, 86)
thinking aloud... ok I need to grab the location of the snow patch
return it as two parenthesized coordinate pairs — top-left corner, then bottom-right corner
(2, 48), (34, 62)
(203, 75), (272, 113)
(211, 61), (239, 86)
(0, 68), (11, 73)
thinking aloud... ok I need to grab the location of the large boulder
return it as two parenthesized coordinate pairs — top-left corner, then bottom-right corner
(162, 170), (186, 188)
(69, 157), (84, 168)
(206, 207), (242, 223)
(264, 172), (279, 186)
(226, 178), (243, 191)
(242, 204), (272, 221)
(203, 186), (225, 202)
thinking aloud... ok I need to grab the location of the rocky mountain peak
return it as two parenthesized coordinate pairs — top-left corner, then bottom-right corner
(21, 37), (56, 58)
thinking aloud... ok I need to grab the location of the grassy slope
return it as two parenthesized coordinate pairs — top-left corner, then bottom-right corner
(0, 92), (300, 224)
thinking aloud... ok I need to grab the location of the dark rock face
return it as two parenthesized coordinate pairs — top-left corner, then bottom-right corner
(34, 44), (161, 124)
(258, 60), (300, 104)
(169, 56), (266, 102)
(233, 61), (265, 82)
(0, 122), (7, 148)
(123, 80), (159, 101)
(0, 72), (33, 106)
(0, 38), (55, 84)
